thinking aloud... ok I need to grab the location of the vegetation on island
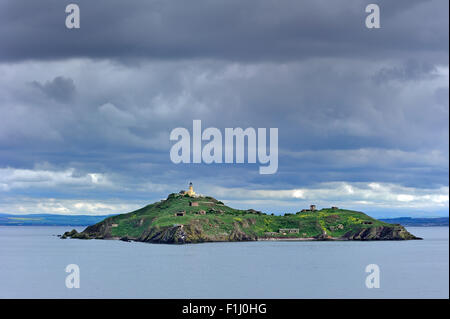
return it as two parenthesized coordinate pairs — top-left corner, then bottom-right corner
(62, 192), (420, 243)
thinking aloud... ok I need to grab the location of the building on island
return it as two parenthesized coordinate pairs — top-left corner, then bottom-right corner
(279, 228), (300, 234)
(189, 201), (199, 207)
(180, 182), (197, 197)
(187, 182), (195, 196)
(300, 205), (318, 213)
(175, 211), (186, 217)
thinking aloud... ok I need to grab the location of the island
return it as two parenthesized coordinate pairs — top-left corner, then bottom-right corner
(62, 183), (420, 243)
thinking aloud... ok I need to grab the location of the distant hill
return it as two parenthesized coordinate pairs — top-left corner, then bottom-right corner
(0, 213), (114, 226)
(61, 193), (420, 243)
(379, 217), (449, 227)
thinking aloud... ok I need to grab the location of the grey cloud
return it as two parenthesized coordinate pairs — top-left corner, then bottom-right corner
(0, 0), (447, 63)
(0, 0), (447, 216)
(30, 76), (76, 102)
(0, 58), (447, 192)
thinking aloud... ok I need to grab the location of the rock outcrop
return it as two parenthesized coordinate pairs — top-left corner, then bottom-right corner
(342, 225), (420, 240)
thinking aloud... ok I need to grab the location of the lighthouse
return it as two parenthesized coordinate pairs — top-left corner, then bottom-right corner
(187, 182), (196, 197)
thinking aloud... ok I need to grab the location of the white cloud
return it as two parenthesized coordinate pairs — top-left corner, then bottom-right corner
(0, 167), (111, 191)
(209, 182), (449, 211)
(397, 194), (415, 202)
(0, 197), (145, 216)
(0, 181), (447, 216)
(0, 166), (448, 215)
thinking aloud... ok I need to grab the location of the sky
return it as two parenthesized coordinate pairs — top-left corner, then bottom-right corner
(0, 0), (448, 218)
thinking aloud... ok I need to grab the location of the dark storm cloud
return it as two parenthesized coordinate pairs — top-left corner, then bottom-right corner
(0, 0), (448, 216)
(0, 0), (447, 63)
(30, 76), (76, 102)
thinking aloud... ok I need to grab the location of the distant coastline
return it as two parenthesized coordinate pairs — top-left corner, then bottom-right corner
(0, 213), (113, 226)
(379, 217), (449, 227)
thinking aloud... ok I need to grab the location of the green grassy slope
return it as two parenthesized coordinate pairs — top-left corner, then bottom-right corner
(66, 193), (419, 242)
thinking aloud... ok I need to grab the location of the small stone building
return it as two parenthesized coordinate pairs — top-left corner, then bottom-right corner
(279, 228), (300, 234)
(175, 211), (186, 216)
(189, 201), (199, 207)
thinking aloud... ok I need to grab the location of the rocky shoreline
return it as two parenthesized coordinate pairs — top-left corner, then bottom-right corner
(61, 193), (421, 244)
(62, 224), (421, 244)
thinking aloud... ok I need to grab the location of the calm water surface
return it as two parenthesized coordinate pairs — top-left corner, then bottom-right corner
(0, 226), (448, 298)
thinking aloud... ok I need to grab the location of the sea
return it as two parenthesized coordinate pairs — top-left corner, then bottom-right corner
(0, 226), (448, 298)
